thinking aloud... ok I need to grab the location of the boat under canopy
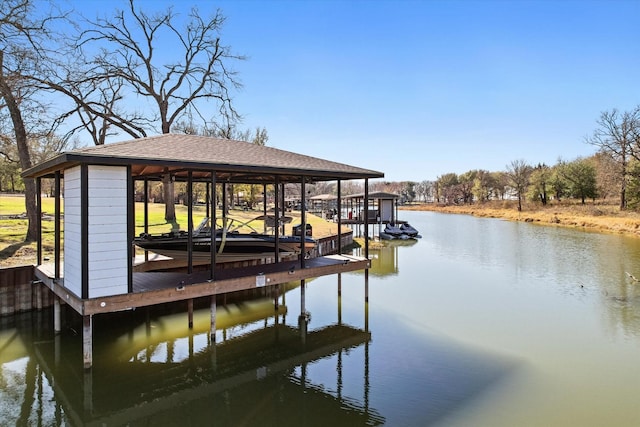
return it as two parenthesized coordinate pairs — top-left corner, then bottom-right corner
(134, 217), (316, 263)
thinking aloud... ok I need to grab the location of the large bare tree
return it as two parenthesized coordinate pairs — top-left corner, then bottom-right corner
(0, 0), (63, 241)
(42, 0), (244, 222)
(586, 107), (640, 209)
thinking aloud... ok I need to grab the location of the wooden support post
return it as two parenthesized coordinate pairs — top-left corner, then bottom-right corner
(189, 333), (194, 360)
(337, 179), (342, 254)
(54, 171), (61, 278)
(364, 178), (369, 260)
(301, 177), (307, 268)
(364, 269), (369, 303)
(274, 284), (279, 310)
(298, 313), (307, 345)
(210, 296), (217, 372)
(210, 295), (217, 343)
(337, 273), (342, 325)
(144, 178), (149, 262)
(54, 334), (61, 366)
(82, 315), (93, 370)
(188, 299), (194, 329)
(274, 177), (280, 262)
(364, 269), (369, 333)
(206, 181), (210, 218)
(280, 182), (286, 236)
(83, 368), (93, 414)
(210, 344), (217, 373)
(262, 184), (268, 234)
(337, 349), (343, 400)
(54, 298), (61, 333)
(36, 177), (42, 265)
(299, 279), (307, 343)
(210, 173), (217, 278)
(281, 287), (287, 324)
(187, 171), (193, 274)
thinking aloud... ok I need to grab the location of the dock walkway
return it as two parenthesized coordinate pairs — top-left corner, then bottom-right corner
(35, 254), (369, 316)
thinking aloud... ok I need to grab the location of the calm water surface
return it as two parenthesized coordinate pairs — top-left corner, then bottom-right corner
(2, 211), (640, 426)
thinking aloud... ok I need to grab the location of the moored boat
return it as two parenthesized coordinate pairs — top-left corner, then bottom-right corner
(400, 222), (421, 238)
(380, 221), (421, 240)
(134, 217), (316, 263)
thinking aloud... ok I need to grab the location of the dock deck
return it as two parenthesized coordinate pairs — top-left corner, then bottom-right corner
(35, 254), (369, 316)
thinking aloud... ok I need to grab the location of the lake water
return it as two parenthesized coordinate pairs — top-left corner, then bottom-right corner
(2, 210), (640, 426)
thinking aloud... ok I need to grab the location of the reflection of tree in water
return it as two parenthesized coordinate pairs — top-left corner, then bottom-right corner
(601, 272), (640, 339)
(494, 221), (640, 340)
(587, 234), (640, 339)
(353, 239), (417, 277)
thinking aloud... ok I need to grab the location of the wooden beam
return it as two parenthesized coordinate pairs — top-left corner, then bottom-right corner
(34, 267), (84, 314)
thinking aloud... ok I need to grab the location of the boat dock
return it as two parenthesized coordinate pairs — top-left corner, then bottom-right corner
(20, 134), (384, 368)
(34, 254), (369, 316)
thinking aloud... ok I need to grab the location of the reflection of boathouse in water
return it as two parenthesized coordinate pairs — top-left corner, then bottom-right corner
(20, 134), (384, 369)
(25, 284), (383, 426)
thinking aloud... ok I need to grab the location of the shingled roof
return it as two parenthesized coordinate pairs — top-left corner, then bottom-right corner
(22, 134), (384, 183)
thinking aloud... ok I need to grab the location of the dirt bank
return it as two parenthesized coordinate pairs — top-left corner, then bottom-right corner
(401, 201), (640, 238)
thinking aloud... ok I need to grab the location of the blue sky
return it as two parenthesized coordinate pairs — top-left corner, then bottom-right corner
(71, 0), (640, 182)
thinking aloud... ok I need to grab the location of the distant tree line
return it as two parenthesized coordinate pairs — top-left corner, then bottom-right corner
(369, 106), (640, 212)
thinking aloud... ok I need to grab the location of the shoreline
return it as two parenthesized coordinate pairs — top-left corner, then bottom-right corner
(401, 202), (640, 238)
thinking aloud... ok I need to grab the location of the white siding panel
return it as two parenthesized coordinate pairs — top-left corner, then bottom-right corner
(90, 191), (127, 207)
(62, 165), (130, 299)
(89, 241), (126, 254)
(64, 166), (82, 297)
(88, 236), (127, 248)
(89, 179), (127, 190)
(64, 199), (82, 209)
(87, 166), (129, 298)
(88, 223), (127, 236)
(90, 281), (128, 298)
(89, 266), (129, 281)
(89, 207), (127, 219)
(64, 231), (81, 246)
(88, 252), (128, 264)
(88, 214), (127, 226)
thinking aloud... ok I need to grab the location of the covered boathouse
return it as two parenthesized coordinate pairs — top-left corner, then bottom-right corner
(21, 134), (384, 368)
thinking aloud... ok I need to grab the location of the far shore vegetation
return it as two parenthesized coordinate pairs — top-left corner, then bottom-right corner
(402, 200), (640, 237)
